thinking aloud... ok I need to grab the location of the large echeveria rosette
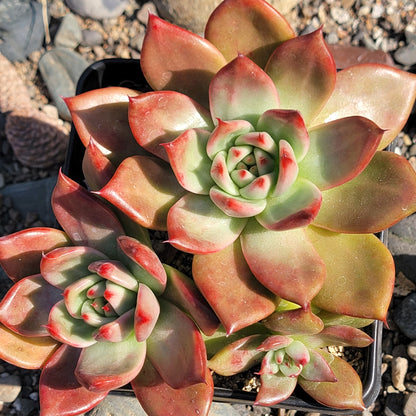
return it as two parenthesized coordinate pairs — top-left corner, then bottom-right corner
(0, 171), (218, 416)
(68, 0), (416, 335)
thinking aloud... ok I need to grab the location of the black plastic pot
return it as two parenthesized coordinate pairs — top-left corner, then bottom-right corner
(64, 58), (383, 415)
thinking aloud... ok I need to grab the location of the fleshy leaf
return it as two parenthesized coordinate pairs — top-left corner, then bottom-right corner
(313, 151), (416, 233)
(209, 55), (279, 125)
(93, 309), (135, 342)
(299, 116), (383, 190)
(273, 139), (298, 197)
(75, 331), (146, 392)
(163, 128), (214, 194)
(301, 349), (337, 382)
(146, 299), (206, 389)
(141, 14), (227, 107)
(208, 334), (266, 376)
(39, 345), (107, 416)
(97, 156), (185, 231)
(193, 239), (278, 334)
(167, 193), (247, 254)
(134, 284), (160, 342)
(311, 64), (416, 149)
(52, 170), (125, 258)
(255, 373), (297, 406)
(307, 226), (394, 321)
(88, 260), (139, 291)
(0, 274), (62, 337)
(41, 246), (108, 290)
(257, 335), (292, 352)
(0, 227), (70, 282)
(132, 359), (214, 416)
(265, 28), (336, 126)
(298, 350), (365, 410)
(205, 0), (295, 67)
(0, 323), (59, 369)
(162, 264), (220, 336)
(241, 219), (326, 309)
(64, 86), (143, 164)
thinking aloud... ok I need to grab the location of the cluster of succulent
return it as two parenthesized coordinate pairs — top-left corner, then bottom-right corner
(1, 0), (416, 415)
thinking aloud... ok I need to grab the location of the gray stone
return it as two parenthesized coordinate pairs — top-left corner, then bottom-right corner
(391, 356), (408, 391)
(394, 42), (416, 67)
(408, 341), (416, 361)
(394, 293), (416, 339)
(0, 374), (22, 403)
(81, 30), (104, 47)
(54, 13), (83, 49)
(85, 393), (147, 416)
(65, 0), (129, 20)
(404, 392), (416, 416)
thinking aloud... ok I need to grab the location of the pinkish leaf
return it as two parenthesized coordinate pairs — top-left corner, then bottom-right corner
(40, 345), (107, 416)
(129, 91), (214, 161)
(75, 331), (146, 392)
(0, 323), (59, 369)
(311, 64), (416, 149)
(256, 178), (322, 231)
(64, 87), (143, 164)
(93, 309), (134, 342)
(298, 350), (365, 410)
(210, 151), (240, 195)
(255, 373), (297, 406)
(0, 274), (61, 337)
(162, 264), (220, 336)
(0, 227), (70, 282)
(141, 15), (227, 107)
(307, 226), (394, 322)
(257, 335), (292, 352)
(132, 359), (214, 416)
(265, 28), (336, 126)
(285, 340), (310, 366)
(209, 55), (280, 125)
(299, 116), (383, 190)
(134, 284), (160, 342)
(117, 236), (167, 295)
(208, 334), (266, 376)
(313, 151), (416, 233)
(88, 260), (139, 291)
(163, 128), (214, 194)
(241, 220), (326, 309)
(272, 139), (298, 197)
(257, 109), (309, 161)
(146, 299), (206, 389)
(52, 170), (125, 258)
(41, 246), (108, 290)
(167, 193), (247, 254)
(97, 156), (185, 231)
(193, 239), (278, 334)
(205, 0), (295, 67)
(301, 349), (337, 382)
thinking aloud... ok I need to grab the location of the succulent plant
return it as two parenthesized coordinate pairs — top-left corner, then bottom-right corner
(0, 171), (219, 416)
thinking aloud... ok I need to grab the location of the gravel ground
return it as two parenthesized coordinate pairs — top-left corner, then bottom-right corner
(0, 0), (415, 415)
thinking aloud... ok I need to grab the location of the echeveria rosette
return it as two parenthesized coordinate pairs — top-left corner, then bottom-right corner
(0, 171), (218, 416)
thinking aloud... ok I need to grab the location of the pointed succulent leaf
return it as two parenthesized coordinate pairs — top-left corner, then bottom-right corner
(299, 116), (383, 190)
(167, 193), (247, 254)
(39, 345), (107, 416)
(132, 359), (214, 416)
(240, 173), (275, 200)
(129, 91), (214, 161)
(64, 87), (143, 164)
(265, 28), (336, 126)
(0, 227), (70, 282)
(75, 331), (146, 392)
(163, 128), (214, 194)
(263, 307), (324, 335)
(162, 264), (220, 336)
(241, 219), (326, 309)
(41, 246), (108, 290)
(255, 373), (297, 406)
(307, 226), (394, 321)
(134, 283), (160, 342)
(141, 14), (227, 107)
(257, 335), (292, 352)
(205, 0), (295, 67)
(0, 274), (62, 337)
(208, 334), (267, 376)
(97, 156), (185, 231)
(79, 302), (113, 328)
(103, 281), (136, 315)
(82, 138), (117, 191)
(301, 349), (337, 382)
(272, 139), (298, 197)
(298, 350), (365, 410)
(256, 178), (322, 231)
(257, 109), (309, 161)
(285, 340), (310, 366)
(88, 260), (139, 291)
(311, 64), (416, 149)
(0, 323), (59, 369)
(115, 211), (152, 247)
(193, 239), (278, 334)
(209, 55), (279, 125)
(313, 151), (416, 233)
(94, 309), (135, 342)
(146, 299), (206, 389)
(317, 311), (374, 329)
(117, 236), (167, 295)
(211, 151), (240, 195)
(52, 170), (125, 258)
(47, 300), (96, 348)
